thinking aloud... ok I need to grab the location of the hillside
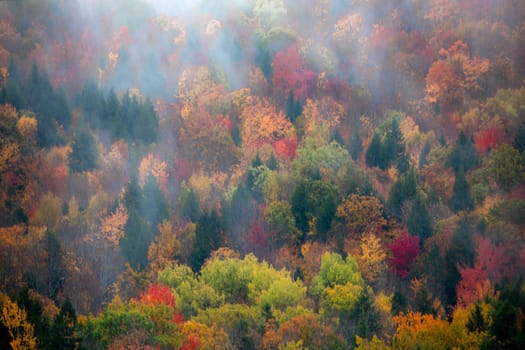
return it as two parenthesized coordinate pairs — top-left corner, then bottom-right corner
(0, 0), (524, 349)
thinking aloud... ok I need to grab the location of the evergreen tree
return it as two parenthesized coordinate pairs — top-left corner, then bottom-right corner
(365, 133), (383, 169)
(48, 299), (78, 350)
(178, 185), (201, 222)
(349, 127), (362, 161)
(45, 231), (65, 299)
(68, 127), (98, 173)
(141, 174), (169, 227)
(407, 193), (433, 242)
(450, 169), (474, 212)
(391, 288), (408, 315)
(291, 179), (340, 242)
(266, 153), (278, 170)
(514, 121), (525, 152)
(447, 131), (480, 174)
(444, 215), (475, 307)
(17, 286), (51, 348)
(120, 176), (152, 270)
(387, 170), (417, 219)
(190, 211), (224, 271)
(384, 118), (405, 165)
(419, 141), (431, 169)
(285, 90), (303, 123)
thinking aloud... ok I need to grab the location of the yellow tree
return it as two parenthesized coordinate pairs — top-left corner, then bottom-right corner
(0, 294), (37, 350)
(239, 96), (294, 148)
(357, 232), (387, 285)
(147, 220), (182, 274)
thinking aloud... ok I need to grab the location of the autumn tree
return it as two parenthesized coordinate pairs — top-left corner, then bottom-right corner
(335, 193), (386, 238)
(388, 231), (421, 279)
(0, 293), (37, 350)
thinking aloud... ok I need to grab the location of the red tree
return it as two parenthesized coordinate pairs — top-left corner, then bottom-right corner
(388, 231), (421, 278)
(272, 44), (316, 101)
(474, 127), (504, 154)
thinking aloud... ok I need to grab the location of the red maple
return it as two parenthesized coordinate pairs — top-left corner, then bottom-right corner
(388, 231), (421, 279)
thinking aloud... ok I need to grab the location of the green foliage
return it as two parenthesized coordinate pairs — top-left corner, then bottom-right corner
(158, 264), (224, 318)
(48, 299), (78, 350)
(68, 127), (98, 173)
(387, 170), (417, 219)
(141, 175), (169, 227)
(450, 169), (474, 212)
(407, 193), (433, 242)
(291, 179), (340, 242)
(293, 138), (352, 183)
(365, 118), (406, 170)
(485, 144), (525, 192)
(265, 200), (298, 246)
(177, 183), (201, 222)
(312, 252), (364, 297)
(194, 303), (265, 350)
(446, 131), (480, 174)
(190, 211), (224, 271)
(200, 254), (306, 312)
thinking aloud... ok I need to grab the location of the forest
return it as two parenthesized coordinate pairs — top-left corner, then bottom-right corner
(0, 0), (524, 349)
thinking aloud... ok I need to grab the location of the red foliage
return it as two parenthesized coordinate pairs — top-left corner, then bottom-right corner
(139, 284), (176, 309)
(214, 114), (233, 133)
(474, 127), (504, 154)
(273, 136), (298, 160)
(180, 336), (200, 350)
(388, 231), (421, 279)
(172, 158), (192, 183)
(272, 44), (316, 101)
(456, 262), (489, 307)
(247, 218), (269, 256)
(474, 235), (510, 283)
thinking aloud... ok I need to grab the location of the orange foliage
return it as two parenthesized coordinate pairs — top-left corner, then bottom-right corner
(239, 96), (294, 147)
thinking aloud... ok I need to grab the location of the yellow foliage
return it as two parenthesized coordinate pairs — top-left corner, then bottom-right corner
(239, 96), (294, 146)
(357, 232), (387, 283)
(336, 193), (386, 237)
(181, 320), (232, 350)
(0, 294), (37, 350)
(148, 221), (183, 275)
(17, 115), (38, 140)
(98, 205), (128, 248)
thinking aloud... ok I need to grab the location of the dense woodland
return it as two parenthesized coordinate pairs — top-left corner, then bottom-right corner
(0, 0), (524, 348)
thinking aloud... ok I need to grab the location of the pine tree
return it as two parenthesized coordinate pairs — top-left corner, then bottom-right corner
(350, 127), (362, 161)
(407, 193), (433, 242)
(48, 300), (77, 350)
(68, 127), (98, 173)
(447, 131), (480, 174)
(190, 211), (224, 271)
(450, 168), (474, 212)
(365, 133), (383, 168)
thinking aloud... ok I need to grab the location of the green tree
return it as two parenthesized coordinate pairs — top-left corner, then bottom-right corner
(190, 211), (224, 271)
(141, 174), (169, 227)
(365, 133), (384, 169)
(350, 127), (363, 161)
(485, 144), (524, 192)
(407, 193), (433, 242)
(291, 179), (340, 242)
(49, 300), (78, 350)
(387, 170), (417, 219)
(447, 131), (480, 174)
(450, 169), (474, 212)
(68, 127), (98, 173)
